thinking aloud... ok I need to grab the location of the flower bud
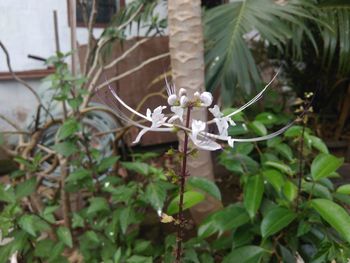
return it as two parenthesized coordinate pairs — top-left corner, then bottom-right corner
(179, 88), (187, 97)
(194, 91), (200, 99)
(167, 94), (177, 106)
(180, 95), (189, 107)
(200, 91), (213, 107)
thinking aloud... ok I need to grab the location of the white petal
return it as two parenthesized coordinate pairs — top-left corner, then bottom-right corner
(179, 88), (187, 97)
(133, 128), (149, 144)
(190, 135), (221, 151)
(180, 95), (189, 107)
(167, 94), (178, 106)
(200, 91), (213, 107)
(228, 137), (235, 148)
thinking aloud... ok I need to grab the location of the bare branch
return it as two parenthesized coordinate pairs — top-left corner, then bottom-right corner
(0, 40), (42, 105)
(95, 52), (170, 91)
(83, 0), (97, 75)
(0, 113), (23, 131)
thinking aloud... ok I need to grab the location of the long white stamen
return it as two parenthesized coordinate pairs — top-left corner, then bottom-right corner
(207, 69), (280, 124)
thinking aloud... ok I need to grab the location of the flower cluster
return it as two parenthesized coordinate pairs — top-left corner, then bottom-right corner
(106, 73), (292, 151)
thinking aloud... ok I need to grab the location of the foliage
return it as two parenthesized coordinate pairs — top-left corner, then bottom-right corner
(184, 106), (350, 262)
(204, 0), (350, 106)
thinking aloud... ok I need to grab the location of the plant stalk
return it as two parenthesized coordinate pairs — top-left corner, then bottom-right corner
(175, 107), (191, 262)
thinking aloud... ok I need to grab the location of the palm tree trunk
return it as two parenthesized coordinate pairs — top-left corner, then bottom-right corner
(167, 0), (222, 225)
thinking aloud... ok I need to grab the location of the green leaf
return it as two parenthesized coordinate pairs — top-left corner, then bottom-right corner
(302, 181), (332, 200)
(121, 162), (149, 176)
(244, 175), (264, 218)
(310, 199), (350, 243)
(18, 215), (37, 236)
(57, 226), (73, 248)
(263, 169), (285, 192)
(264, 161), (293, 176)
(261, 207), (296, 238)
(273, 143), (293, 161)
(284, 125), (304, 137)
(72, 213), (84, 228)
(52, 141), (77, 157)
(255, 112), (278, 125)
(15, 177), (36, 199)
(283, 180), (297, 202)
(57, 118), (80, 140)
(120, 206), (132, 234)
(198, 205), (249, 238)
(187, 176), (221, 201)
(87, 197), (110, 214)
(0, 184), (15, 203)
(167, 191), (205, 215)
(311, 153), (343, 181)
(222, 246), (265, 263)
(336, 184), (350, 195)
(248, 121), (267, 136)
(145, 182), (166, 211)
(66, 169), (91, 182)
(127, 255), (152, 263)
(309, 135), (329, 153)
(97, 156), (120, 173)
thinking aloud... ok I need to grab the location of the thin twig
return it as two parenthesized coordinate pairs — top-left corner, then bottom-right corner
(83, 0), (97, 75)
(95, 52), (170, 91)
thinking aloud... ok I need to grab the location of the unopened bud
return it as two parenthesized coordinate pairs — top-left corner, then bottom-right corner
(167, 94), (177, 106)
(200, 91), (213, 107)
(180, 95), (189, 107)
(179, 88), (187, 97)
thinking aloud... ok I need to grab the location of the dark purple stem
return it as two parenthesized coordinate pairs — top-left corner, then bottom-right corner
(175, 106), (191, 263)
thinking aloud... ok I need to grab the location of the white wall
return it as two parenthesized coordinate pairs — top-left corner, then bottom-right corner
(0, 0), (167, 130)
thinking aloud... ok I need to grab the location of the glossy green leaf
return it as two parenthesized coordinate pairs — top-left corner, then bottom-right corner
(263, 169), (285, 192)
(273, 143), (293, 161)
(198, 205), (249, 238)
(145, 182), (166, 211)
(310, 198), (350, 243)
(311, 153), (343, 181)
(302, 181), (332, 200)
(309, 135), (329, 153)
(283, 180), (298, 202)
(336, 184), (350, 195)
(255, 112), (278, 125)
(187, 176), (221, 200)
(265, 161), (293, 176)
(261, 207), (296, 238)
(222, 245), (265, 263)
(167, 191), (205, 215)
(57, 226), (73, 248)
(248, 121), (267, 136)
(244, 175), (264, 218)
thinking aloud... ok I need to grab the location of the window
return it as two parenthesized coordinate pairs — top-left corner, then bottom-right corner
(201, 0), (226, 8)
(69, 0), (125, 28)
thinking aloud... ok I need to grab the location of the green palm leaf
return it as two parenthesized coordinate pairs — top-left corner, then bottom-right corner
(204, 0), (315, 105)
(317, 0), (350, 75)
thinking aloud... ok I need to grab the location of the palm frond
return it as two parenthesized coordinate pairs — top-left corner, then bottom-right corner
(317, 0), (350, 75)
(204, 0), (316, 105)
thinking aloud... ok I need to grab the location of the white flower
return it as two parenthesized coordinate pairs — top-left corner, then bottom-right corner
(168, 106), (184, 123)
(194, 91), (200, 99)
(228, 137), (235, 148)
(200, 92), (213, 107)
(167, 94), (178, 106)
(180, 95), (189, 107)
(190, 120), (221, 151)
(209, 105), (236, 137)
(134, 106), (167, 143)
(179, 88), (187, 97)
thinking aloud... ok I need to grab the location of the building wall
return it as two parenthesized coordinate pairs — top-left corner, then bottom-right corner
(0, 0), (167, 130)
